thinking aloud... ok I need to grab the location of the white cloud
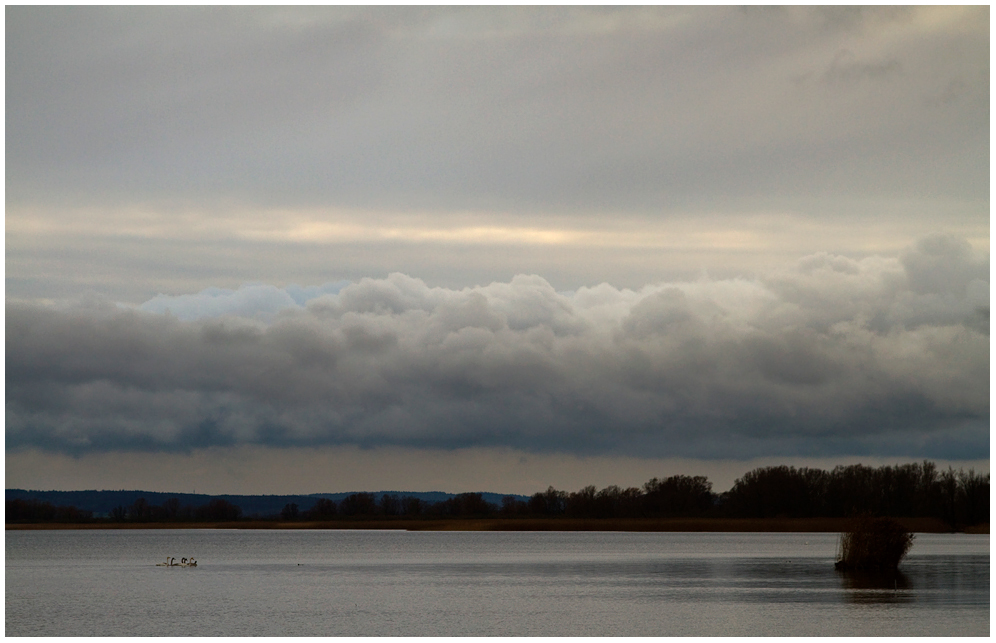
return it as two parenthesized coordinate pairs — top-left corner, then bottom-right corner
(139, 282), (348, 321)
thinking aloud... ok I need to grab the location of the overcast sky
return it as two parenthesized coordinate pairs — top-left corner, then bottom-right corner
(6, 7), (989, 495)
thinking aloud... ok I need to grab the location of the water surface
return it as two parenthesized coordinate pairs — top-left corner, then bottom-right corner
(5, 530), (988, 636)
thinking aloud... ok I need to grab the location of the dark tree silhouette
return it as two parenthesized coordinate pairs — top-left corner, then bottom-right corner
(339, 493), (377, 516)
(958, 469), (990, 526)
(379, 494), (400, 516)
(195, 498), (242, 521)
(6, 499), (92, 523)
(162, 497), (181, 520)
(401, 496), (425, 516)
(938, 467), (960, 528)
(529, 486), (567, 516)
(130, 497), (152, 522)
(433, 493), (496, 517)
(305, 498), (337, 520)
(643, 475), (714, 517)
(499, 495), (528, 517)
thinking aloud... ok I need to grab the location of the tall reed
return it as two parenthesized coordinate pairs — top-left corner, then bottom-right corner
(835, 516), (914, 571)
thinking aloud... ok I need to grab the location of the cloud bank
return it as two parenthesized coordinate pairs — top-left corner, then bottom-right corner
(7, 236), (988, 460)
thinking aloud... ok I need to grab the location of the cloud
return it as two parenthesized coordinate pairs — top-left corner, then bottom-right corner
(7, 236), (988, 459)
(7, 6), (987, 214)
(139, 281), (349, 321)
(6, 7), (987, 307)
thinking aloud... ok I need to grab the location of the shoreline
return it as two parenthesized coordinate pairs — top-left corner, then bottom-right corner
(6, 517), (988, 533)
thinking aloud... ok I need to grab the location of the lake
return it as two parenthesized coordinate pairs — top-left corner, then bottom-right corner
(5, 529), (989, 636)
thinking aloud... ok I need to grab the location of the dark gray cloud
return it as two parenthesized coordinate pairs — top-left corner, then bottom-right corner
(7, 236), (988, 459)
(6, 6), (988, 214)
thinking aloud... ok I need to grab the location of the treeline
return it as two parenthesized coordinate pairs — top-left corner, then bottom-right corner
(274, 481), (713, 522)
(6, 498), (94, 523)
(275, 462), (987, 528)
(722, 462), (989, 526)
(278, 491), (496, 520)
(6, 496), (243, 524)
(6, 462), (989, 528)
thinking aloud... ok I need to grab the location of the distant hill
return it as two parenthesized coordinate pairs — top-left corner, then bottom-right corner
(5, 489), (529, 518)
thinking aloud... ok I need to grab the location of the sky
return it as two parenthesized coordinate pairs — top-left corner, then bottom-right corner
(6, 6), (990, 495)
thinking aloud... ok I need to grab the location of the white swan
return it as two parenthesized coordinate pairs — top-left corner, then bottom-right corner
(156, 555), (197, 567)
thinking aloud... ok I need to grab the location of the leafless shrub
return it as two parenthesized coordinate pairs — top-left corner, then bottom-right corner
(835, 515), (914, 571)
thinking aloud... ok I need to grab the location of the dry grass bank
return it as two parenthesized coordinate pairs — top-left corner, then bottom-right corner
(6, 516), (980, 533)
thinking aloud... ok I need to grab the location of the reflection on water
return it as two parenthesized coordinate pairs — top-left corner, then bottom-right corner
(839, 569), (911, 591)
(5, 530), (988, 636)
(839, 570), (913, 605)
(840, 553), (989, 609)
